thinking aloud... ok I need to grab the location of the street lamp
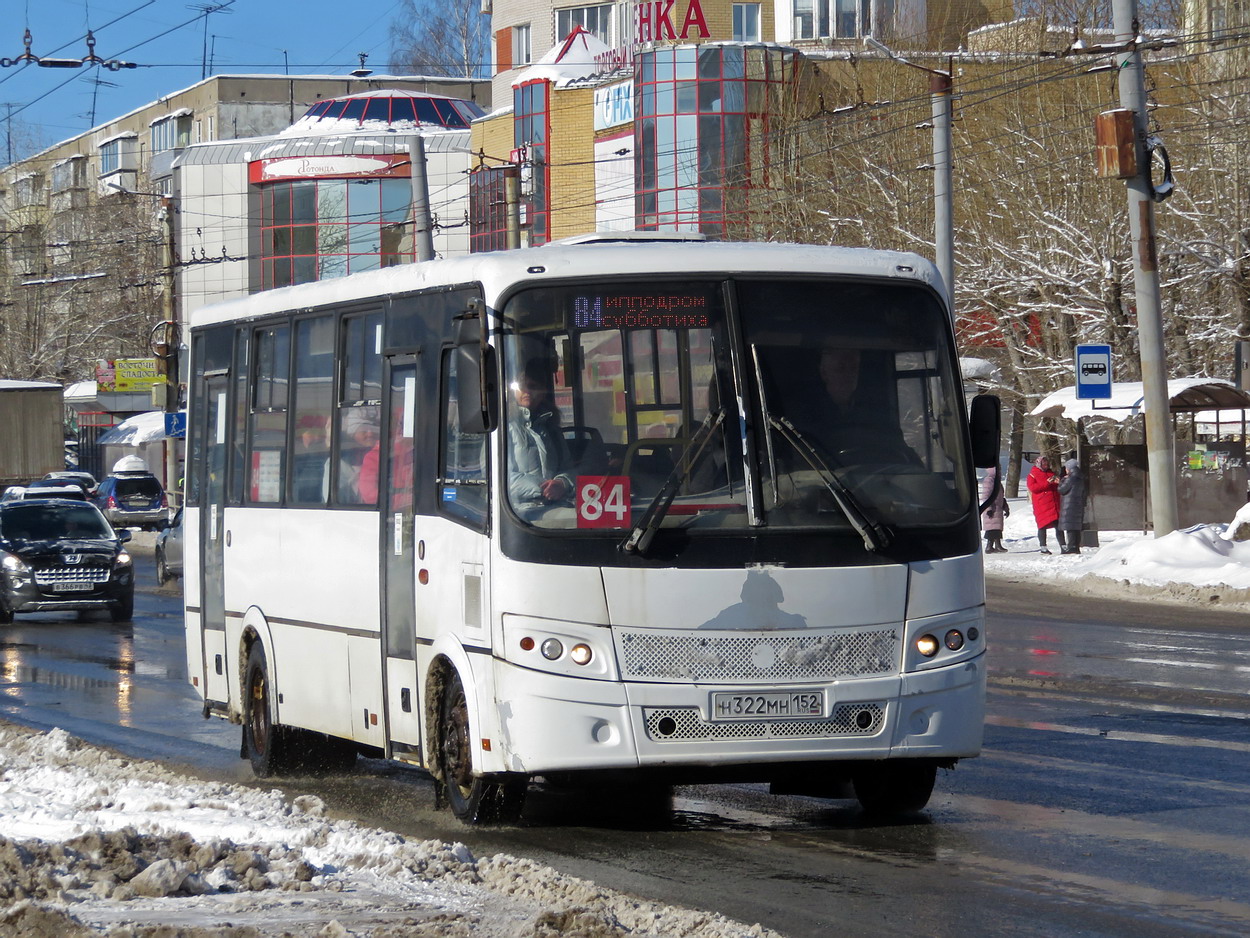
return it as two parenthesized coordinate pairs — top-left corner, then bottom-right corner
(864, 36), (954, 308)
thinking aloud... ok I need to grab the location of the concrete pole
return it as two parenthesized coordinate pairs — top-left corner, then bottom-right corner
(504, 165), (521, 250)
(931, 69), (954, 308)
(409, 137), (435, 262)
(1112, 0), (1178, 535)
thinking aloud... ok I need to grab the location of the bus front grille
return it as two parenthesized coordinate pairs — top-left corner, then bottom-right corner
(615, 627), (899, 683)
(643, 703), (885, 742)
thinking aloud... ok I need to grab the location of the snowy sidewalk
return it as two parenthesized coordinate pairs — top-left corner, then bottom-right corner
(983, 497), (1250, 608)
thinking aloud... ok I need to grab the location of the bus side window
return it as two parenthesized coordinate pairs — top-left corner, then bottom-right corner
(290, 315), (334, 505)
(438, 349), (488, 529)
(248, 324), (290, 504)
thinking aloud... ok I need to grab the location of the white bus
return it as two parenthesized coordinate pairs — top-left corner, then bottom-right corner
(184, 237), (1000, 823)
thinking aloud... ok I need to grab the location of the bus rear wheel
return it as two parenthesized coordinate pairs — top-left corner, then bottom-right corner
(438, 672), (525, 825)
(852, 760), (937, 816)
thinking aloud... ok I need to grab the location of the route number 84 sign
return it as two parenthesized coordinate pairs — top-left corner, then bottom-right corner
(576, 476), (631, 528)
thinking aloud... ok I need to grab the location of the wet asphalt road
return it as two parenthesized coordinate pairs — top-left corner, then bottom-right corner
(2, 555), (1249, 937)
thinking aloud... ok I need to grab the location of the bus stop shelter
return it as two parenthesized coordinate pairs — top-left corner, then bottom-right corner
(1031, 378), (1250, 531)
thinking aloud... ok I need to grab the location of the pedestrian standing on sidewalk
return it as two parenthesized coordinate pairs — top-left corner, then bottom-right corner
(979, 467), (1008, 553)
(1058, 454), (1088, 554)
(1026, 455), (1063, 554)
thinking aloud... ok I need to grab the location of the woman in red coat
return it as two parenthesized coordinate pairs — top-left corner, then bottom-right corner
(1026, 455), (1063, 554)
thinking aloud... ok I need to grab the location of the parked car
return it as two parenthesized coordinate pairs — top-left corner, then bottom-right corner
(155, 507), (183, 585)
(43, 471), (97, 496)
(21, 483), (88, 501)
(95, 461), (168, 531)
(0, 499), (134, 622)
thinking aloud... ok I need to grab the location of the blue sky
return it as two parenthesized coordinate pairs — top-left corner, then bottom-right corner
(1, 0), (414, 161)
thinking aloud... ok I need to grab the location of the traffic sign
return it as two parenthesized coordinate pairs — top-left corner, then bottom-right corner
(1075, 344), (1112, 400)
(164, 411), (187, 438)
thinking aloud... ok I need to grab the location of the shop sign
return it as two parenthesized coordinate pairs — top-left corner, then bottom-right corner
(594, 82), (635, 131)
(97, 358), (160, 393)
(636, 0), (711, 43)
(248, 153), (412, 184)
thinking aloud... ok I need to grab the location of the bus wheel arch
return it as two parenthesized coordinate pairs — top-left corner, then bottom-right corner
(426, 657), (525, 825)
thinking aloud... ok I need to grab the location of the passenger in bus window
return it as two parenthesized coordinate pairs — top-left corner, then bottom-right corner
(292, 415), (330, 503)
(507, 359), (574, 514)
(339, 406), (381, 504)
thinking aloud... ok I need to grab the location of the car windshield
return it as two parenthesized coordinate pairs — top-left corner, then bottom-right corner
(498, 277), (971, 535)
(0, 504), (114, 541)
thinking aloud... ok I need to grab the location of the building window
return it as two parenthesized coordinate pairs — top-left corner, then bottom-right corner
(98, 134), (137, 176)
(514, 23), (532, 65)
(556, 4), (613, 43)
(99, 141), (120, 175)
(51, 158), (85, 193)
(636, 45), (795, 237)
(733, 3), (761, 41)
(259, 177), (413, 289)
(514, 80), (550, 245)
(793, 0), (874, 39)
(469, 167), (509, 253)
(151, 113), (192, 153)
(12, 174), (44, 208)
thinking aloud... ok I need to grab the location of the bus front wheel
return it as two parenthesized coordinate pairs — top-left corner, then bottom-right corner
(243, 643), (299, 777)
(437, 672), (525, 825)
(852, 760), (937, 816)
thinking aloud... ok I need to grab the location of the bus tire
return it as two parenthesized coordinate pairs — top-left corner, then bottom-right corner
(243, 643), (299, 777)
(438, 671), (525, 824)
(852, 760), (936, 816)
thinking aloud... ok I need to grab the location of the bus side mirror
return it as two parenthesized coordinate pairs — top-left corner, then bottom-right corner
(969, 394), (1001, 469)
(455, 310), (498, 434)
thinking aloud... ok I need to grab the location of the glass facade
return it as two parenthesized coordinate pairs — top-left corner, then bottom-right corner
(259, 178), (413, 289)
(635, 44), (796, 237)
(514, 80), (551, 246)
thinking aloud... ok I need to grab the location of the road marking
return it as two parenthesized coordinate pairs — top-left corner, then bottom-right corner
(985, 714), (1250, 753)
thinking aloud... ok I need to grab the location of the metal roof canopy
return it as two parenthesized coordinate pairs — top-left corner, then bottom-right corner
(1031, 378), (1250, 420)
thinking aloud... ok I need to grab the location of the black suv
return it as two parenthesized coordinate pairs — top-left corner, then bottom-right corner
(0, 499), (135, 623)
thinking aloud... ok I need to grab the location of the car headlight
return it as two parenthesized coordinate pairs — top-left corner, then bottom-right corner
(114, 551), (132, 567)
(1, 552), (30, 576)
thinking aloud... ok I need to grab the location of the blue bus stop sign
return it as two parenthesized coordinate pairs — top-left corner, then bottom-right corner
(1075, 344), (1112, 400)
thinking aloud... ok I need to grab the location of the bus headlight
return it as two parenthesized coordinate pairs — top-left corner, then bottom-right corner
(916, 634), (939, 657)
(944, 629), (964, 651)
(502, 614), (618, 681)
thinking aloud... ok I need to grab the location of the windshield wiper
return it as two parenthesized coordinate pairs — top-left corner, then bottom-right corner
(767, 415), (892, 553)
(621, 408), (725, 557)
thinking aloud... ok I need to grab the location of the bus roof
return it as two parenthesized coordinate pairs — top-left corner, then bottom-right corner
(189, 240), (944, 329)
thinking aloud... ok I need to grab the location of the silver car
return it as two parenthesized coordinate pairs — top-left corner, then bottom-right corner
(155, 508), (183, 585)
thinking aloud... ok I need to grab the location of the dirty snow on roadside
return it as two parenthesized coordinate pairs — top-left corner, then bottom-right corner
(0, 725), (778, 938)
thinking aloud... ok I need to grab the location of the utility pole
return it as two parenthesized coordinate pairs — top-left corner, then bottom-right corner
(504, 165), (521, 250)
(865, 37), (954, 307)
(408, 137), (435, 262)
(1111, 0), (1178, 535)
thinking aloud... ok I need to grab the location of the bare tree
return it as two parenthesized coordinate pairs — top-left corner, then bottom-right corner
(388, 0), (490, 79)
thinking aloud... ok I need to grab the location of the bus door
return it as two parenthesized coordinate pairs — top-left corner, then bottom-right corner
(380, 355), (422, 758)
(198, 371), (230, 704)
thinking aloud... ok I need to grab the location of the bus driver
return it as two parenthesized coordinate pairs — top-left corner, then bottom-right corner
(507, 359), (574, 515)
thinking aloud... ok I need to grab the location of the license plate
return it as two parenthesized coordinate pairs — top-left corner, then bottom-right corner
(710, 690), (825, 721)
(52, 581), (94, 592)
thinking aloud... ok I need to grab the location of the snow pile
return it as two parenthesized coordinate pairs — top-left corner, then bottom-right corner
(985, 497), (1250, 604)
(0, 726), (778, 938)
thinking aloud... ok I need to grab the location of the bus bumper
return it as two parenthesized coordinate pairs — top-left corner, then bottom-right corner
(492, 653), (985, 775)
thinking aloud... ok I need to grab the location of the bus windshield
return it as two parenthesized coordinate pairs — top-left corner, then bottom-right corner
(499, 278), (971, 536)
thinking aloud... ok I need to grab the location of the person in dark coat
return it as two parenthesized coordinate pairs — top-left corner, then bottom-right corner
(1026, 455), (1063, 554)
(979, 467), (1008, 552)
(1058, 456), (1088, 554)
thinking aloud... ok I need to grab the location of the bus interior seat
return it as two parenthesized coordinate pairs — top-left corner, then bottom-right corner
(562, 425), (609, 474)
